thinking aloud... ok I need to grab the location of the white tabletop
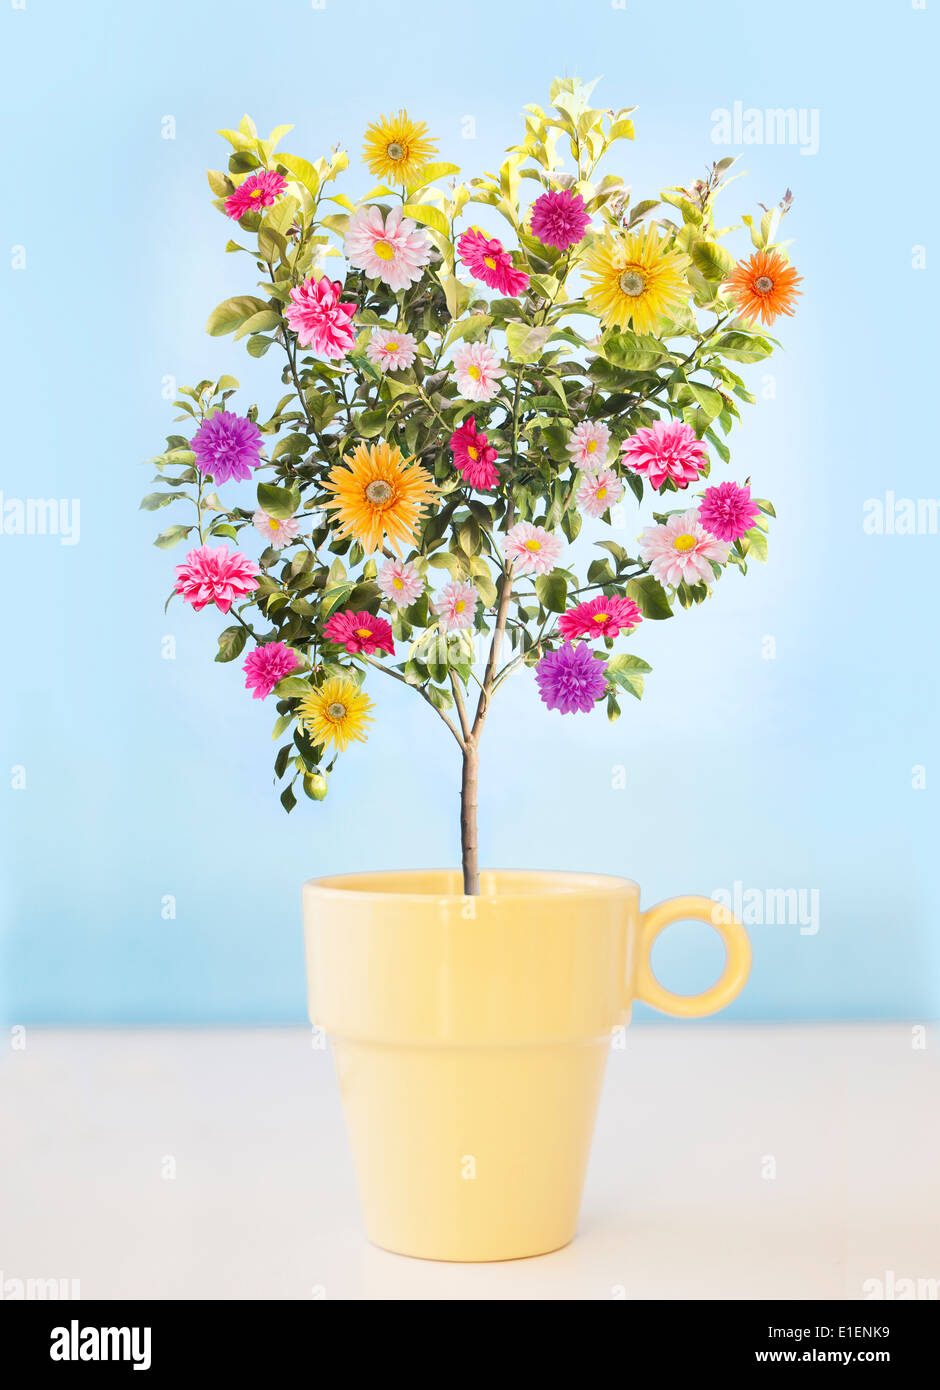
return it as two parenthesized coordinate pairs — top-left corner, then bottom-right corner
(2, 1024), (937, 1301)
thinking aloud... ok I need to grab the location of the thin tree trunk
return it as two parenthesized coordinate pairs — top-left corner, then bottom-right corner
(460, 739), (480, 897)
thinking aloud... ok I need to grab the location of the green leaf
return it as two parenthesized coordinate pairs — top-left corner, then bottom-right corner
(505, 322), (552, 363)
(278, 153), (320, 198)
(598, 331), (667, 372)
(534, 570), (567, 613)
(606, 652), (650, 700)
(713, 331), (774, 363)
(205, 295), (269, 336)
(401, 203), (450, 238)
(153, 524), (192, 550)
(140, 491), (186, 511)
(745, 527), (768, 562)
(405, 161), (460, 191)
(257, 482), (299, 519)
(690, 239), (736, 282)
(626, 575), (673, 620)
(687, 384), (724, 422)
(273, 675), (312, 699)
(215, 625), (248, 663)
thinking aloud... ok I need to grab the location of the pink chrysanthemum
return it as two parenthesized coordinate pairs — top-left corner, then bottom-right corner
(284, 276), (356, 358)
(621, 420), (708, 491)
(558, 595), (642, 642)
(366, 326), (418, 372)
(529, 190), (591, 250)
(697, 481), (760, 542)
(252, 510), (299, 548)
(566, 420), (610, 471)
(457, 227), (530, 296)
(535, 642), (608, 714)
(191, 410), (263, 484)
(576, 468), (625, 518)
(502, 521), (565, 576)
(345, 205), (432, 291)
(242, 641), (298, 700)
(432, 580), (478, 631)
(377, 558), (423, 605)
(453, 342), (505, 403)
(174, 544), (258, 614)
(224, 169), (287, 221)
(324, 609), (395, 656)
(450, 416), (499, 490)
(637, 509), (730, 587)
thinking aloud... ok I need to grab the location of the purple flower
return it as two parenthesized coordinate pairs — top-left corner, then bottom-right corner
(529, 190), (591, 250)
(192, 410), (263, 484)
(535, 642), (608, 714)
(698, 481), (760, 543)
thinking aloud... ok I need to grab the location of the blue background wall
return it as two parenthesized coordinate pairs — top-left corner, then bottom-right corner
(2, 0), (936, 1021)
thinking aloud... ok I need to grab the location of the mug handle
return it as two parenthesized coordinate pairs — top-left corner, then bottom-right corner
(634, 895), (752, 1018)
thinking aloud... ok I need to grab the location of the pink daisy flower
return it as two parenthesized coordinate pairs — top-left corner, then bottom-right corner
(529, 190), (591, 250)
(324, 609), (395, 656)
(558, 595), (641, 642)
(457, 227), (530, 297)
(377, 558), (423, 606)
(345, 206), (432, 291)
(252, 509), (299, 548)
(621, 420), (708, 491)
(224, 170), (287, 221)
(535, 642), (608, 714)
(566, 420), (610, 472)
(637, 509), (730, 587)
(576, 468), (625, 518)
(366, 326), (418, 372)
(502, 521), (565, 576)
(450, 416), (499, 490)
(284, 276), (356, 358)
(242, 641), (298, 700)
(174, 544), (258, 614)
(453, 342), (505, 402)
(697, 481), (760, 542)
(432, 580), (478, 631)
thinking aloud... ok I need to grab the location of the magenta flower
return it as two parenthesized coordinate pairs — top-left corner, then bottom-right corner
(535, 642), (608, 714)
(175, 545), (258, 614)
(324, 609), (395, 656)
(621, 420), (708, 491)
(558, 595), (641, 642)
(284, 276), (356, 358)
(224, 170), (287, 221)
(192, 410), (263, 484)
(450, 416), (499, 490)
(243, 641), (298, 700)
(457, 227), (530, 296)
(698, 481), (760, 542)
(529, 190), (591, 250)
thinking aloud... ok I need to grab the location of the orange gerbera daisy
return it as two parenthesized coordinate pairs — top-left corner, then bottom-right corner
(322, 440), (437, 554)
(725, 250), (802, 326)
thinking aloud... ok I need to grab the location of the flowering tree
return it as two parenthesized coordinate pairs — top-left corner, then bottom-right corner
(144, 79), (801, 895)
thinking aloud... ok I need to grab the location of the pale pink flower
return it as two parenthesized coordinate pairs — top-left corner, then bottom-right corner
(345, 205), (432, 291)
(284, 276), (356, 358)
(621, 420), (707, 491)
(252, 510), (299, 548)
(432, 580), (478, 631)
(453, 341), (505, 402)
(502, 521), (565, 576)
(576, 469), (624, 518)
(366, 326), (418, 372)
(566, 420), (610, 471)
(377, 558), (424, 605)
(637, 508), (730, 587)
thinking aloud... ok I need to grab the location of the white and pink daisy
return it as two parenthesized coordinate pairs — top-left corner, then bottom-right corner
(366, 326), (418, 372)
(377, 558), (424, 606)
(566, 421), (610, 471)
(252, 509), (300, 548)
(637, 508), (730, 587)
(453, 342), (505, 403)
(344, 205), (432, 291)
(432, 580), (478, 631)
(576, 469), (624, 518)
(502, 521), (565, 576)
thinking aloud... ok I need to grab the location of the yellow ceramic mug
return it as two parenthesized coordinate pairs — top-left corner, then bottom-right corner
(303, 869), (751, 1262)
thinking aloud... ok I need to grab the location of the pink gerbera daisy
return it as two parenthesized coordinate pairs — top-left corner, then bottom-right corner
(457, 227), (530, 296)
(345, 205), (432, 291)
(284, 276), (356, 358)
(432, 580), (478, 631)
(377, 558), (423, 605)
(567, 420), (610, 471)
(637, 509), (730, 587)
(529, 190), (591, 250)
(366, 326), (418, 372)
(576, 468), (625, 518)
(224, 169), (287, 221)
(558, 595), (642, 641)
(621, 420), (708, 491)
(453, 342), (505, 402)
(697, 481), (761, 542)
(449, 416), (499, 489)
(174, 544), (258, 613)
(242, 641), (297, 700)
(502, 521), (565, 576)
(324, 609), (395, 656)
(252, 510), (300, 548)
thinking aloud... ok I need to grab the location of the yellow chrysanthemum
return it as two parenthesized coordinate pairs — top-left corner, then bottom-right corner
(298, 676), (374, 753)
(323, 440), (437, 554)
(583, 226), (689, 335)
(362, 109), (438, 185)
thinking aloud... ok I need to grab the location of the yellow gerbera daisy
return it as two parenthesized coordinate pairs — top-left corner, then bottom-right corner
(362, 110), (437, 185)
(583, 226), (689, 336)
(298, 676), (374, 753)
(322, 440), (437, 554)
